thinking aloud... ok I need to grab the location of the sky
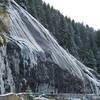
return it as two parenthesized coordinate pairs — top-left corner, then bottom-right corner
(43, 0), (100, 30)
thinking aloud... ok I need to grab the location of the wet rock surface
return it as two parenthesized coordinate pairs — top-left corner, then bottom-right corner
(0, 0), (100, 95)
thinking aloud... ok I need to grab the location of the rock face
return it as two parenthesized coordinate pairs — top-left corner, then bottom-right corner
(0, 0), (100, 94)
(15, 0), (100, 73)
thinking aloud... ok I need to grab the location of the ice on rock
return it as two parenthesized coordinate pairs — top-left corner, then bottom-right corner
(0, 0), (100, 94)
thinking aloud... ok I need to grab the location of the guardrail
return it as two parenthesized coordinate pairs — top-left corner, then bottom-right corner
(0, 93), (100, 100)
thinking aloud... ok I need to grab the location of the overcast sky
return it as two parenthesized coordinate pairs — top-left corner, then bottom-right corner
(43, 0), (100, 30)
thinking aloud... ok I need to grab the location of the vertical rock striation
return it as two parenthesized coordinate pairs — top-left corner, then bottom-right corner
(0, 0), (100, 94)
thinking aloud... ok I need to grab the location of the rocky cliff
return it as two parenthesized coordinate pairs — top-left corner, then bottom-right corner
(15, 0), (100, 73)
(0, 0), (100, 95)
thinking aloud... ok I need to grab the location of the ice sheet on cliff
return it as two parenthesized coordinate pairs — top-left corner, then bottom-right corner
(0, 0), (100, 94)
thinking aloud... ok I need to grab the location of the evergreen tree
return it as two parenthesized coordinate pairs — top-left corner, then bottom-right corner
(96, 30), (100, 47)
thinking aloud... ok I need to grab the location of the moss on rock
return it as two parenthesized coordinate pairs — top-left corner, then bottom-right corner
(0, 3), (10, 33)
(0, 35), (8, 46)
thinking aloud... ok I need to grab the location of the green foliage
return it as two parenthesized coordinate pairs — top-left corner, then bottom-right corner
(0, 5), (10, 33)
(0, 35), (3, 45)
(23, 86), (34, 100)
(96, 30), (100, 47)
(0, 19), (9, 32)
(0, 35), (7, 46)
